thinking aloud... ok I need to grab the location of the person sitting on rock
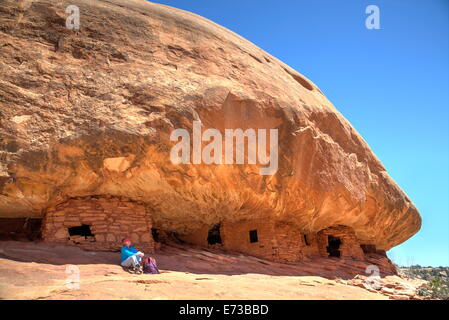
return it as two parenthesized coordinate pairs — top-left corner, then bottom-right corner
(120, 237), (144, 274)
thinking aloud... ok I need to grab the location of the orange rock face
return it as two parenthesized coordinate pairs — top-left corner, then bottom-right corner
(0, 0), (420, 257)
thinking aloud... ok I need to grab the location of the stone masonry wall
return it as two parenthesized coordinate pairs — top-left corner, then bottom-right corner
(317, 225), (364, 260)
(221, 219), (277, 261)
(300, 232), (322, 259)
(220, 220), (307, 263)
(271, 222), (305, 262)
(180, 221), (366, 263)
(42, 196), (155, 253)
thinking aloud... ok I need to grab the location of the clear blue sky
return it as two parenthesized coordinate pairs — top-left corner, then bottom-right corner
(150, 0), (449, 267)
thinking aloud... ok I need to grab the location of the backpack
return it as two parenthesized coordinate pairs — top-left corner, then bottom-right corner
(143, 257), (160, 274)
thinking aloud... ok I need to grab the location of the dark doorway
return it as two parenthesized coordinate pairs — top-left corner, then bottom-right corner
(0, 218), (42, 241)
(303, 234), (310, 246)
(207, 224), (222, 245)
(249, 230), (258, 243)
(151, 228), (160, 242)
(326, 235), (341, 257)
(68, 224), (93, 238)
(360, 244), (377, 254)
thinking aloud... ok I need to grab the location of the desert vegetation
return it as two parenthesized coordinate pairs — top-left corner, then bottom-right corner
(399, 265), (449, 299)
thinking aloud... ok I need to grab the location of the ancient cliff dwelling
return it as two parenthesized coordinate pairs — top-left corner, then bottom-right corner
(42, 196), (155, 252)
(0, 0), (421, 276)
(36, 196), (383, 266)
(178, 221), (369, 263)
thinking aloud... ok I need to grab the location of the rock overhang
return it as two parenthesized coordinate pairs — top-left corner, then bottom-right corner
(0, 0), (421, 251)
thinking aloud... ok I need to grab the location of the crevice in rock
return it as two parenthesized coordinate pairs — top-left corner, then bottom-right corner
(283, 67), (314, 91)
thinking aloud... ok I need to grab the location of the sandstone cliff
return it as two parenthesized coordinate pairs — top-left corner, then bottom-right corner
(0, 0), (421, 251)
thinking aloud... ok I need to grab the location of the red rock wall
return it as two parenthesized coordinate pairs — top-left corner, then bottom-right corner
(42, 196), (155, 253)
(300, 232), (322, 259)
(178, 224), (209, 246)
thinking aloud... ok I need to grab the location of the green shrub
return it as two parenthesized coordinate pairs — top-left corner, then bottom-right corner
(428, 277), (449, 299)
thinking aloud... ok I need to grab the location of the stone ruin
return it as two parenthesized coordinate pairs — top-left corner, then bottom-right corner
(39, 194), (388, 268)
(179, 219), (379, 263)
(42, 196), (155, 253)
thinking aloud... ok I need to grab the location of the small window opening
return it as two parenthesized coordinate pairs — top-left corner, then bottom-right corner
(249, 229), (258, 243)
(326, 235), (341, 258)
(68, 224), (93, 238)
(151, 228), (160, 242)
(303, 234), (310, 246)
(207, 224), (222, 245)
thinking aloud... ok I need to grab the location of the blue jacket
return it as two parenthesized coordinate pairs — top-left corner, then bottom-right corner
(121, 245), (138, 262)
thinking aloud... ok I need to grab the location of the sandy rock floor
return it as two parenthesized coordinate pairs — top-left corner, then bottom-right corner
(0, 241), (421, 300)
